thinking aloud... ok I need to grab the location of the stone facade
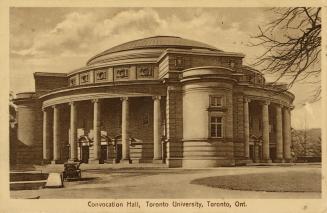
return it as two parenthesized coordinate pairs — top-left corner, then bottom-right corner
(12, 36), (294, 167)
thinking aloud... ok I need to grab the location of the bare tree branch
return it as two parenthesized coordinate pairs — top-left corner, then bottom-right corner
(251, 7), (321, 102)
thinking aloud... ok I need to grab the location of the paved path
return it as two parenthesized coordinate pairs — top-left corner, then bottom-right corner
(10, 165), (321, 199)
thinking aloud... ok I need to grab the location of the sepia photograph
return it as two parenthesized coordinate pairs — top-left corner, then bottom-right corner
(2, 2), (326, 212)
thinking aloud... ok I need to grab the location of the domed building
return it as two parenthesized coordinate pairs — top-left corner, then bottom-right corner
(13, 36), (294, 167)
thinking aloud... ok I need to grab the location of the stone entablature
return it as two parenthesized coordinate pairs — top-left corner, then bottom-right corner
(40, 82), (166, 109)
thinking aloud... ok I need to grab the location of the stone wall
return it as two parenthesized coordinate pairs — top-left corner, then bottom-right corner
(35, 75), (68, 94)
(15, 100), (43, 164)
(233, 94), (245, 158)
(181, 80), (235, 167)
(165, 84), (183, 167)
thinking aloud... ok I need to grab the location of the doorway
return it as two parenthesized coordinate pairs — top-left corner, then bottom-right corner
(100, 145), (107, 164)
(115, 144), (122, 163)
(250, 145), (254, 161)
(81, 146), (89, 163)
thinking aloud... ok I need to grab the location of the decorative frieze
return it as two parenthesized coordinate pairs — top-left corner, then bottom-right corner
(69, 76), (79, 86)
(95, 69), (107, 81)
(80, 72), (90, 84)
(137, 65), (154, 78)
(115, 66), (130, 79)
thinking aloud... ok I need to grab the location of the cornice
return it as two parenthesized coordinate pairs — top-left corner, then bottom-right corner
(157, 48), (245, 63)
(39, 80), (164, 99)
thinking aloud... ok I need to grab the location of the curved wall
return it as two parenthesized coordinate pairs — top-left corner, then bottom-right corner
(182, 80), (235, 167)
(17, 103), (36, 147)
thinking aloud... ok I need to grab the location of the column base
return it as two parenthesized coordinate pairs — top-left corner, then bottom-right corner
(273, 158), (285, 163)
(88, 159), (100, 164)
(260, 159), (272, 163)
(120, 159), (132, 164)
(131, 158), (153, 163)
(253, 159), (261, 163)
(153, 159), (163, 164)
(104, 159), (115, 164)
(284, 159), (292, 163)
(42, 159), (51, 165)
(235, 158), (253, 166)
(51, 160), (63, 164)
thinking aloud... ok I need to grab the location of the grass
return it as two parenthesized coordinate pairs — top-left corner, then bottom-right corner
(190, 171), (321, 192)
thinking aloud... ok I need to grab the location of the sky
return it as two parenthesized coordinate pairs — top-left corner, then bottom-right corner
(9, 7), (322, 129)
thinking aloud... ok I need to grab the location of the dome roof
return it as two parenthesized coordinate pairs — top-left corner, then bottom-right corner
(87, 36), (222, 65)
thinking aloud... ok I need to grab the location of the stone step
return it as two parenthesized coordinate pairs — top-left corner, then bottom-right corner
(10, 180), (46, 191)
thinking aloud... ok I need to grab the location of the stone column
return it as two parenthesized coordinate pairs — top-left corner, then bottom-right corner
(275, 105), (284, 162)
(121, 97), (130, 163)
(42, 108), (51, 163)
(52, 105), (60, 164)
(262, 101), (271, 162)
(69, 102), (78, 162)
(283, 107), (292, 162)
(243, 98), (250, 159)
(153, 96), (162, 162)
(89, 99), (101, 163)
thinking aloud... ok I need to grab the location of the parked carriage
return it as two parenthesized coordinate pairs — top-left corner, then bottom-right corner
(62, 162), (81, 180)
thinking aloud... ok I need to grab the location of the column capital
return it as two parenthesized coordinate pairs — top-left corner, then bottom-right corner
(120, 97), (129, 101)
(68, 101), (76, 106)
(91, 98), (101, 103)
(52, 104), (62, 109)
(261, 100), (270, 105)
(244, 97), (251, 103)
(282, 105), (293, 111)
(152, 95), (161, 101)
(275, 104), (282, 109)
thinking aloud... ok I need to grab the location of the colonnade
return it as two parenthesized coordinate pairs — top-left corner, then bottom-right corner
(243, 98), (292, 162)
(42, 96), (162, 164)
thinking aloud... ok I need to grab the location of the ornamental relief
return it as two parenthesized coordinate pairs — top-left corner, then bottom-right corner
(80, 73), (89, 84)
(70, 77), (77, 86)
(137, 65), (154, 78)
(115, 67), (129, 79)
(95, 70), (107, 81)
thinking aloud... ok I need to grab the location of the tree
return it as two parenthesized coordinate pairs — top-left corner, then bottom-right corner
(252, 7), (321, 100)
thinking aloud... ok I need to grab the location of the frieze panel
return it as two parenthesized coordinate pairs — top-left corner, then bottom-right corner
(137, 65), (154, 78)
(95, 69), (108, 82)
(114, 66), (130, 79)
(69, 75), (79, 86)
(80, 72), (90, 84)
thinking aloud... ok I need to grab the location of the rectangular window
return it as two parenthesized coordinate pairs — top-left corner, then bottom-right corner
(210, 96), (223, 107)
(174, 56), (184, 70)
(210, 116), (223, 138)
(230, 60), (235, 68)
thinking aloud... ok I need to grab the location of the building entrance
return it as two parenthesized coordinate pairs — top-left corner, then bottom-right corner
(81, 146), (89, 163)
(100, 145), (107, 164)
(115, 144), (122, 163)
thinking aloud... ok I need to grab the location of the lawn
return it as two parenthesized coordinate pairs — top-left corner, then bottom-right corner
(190, 171), (321, 192)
